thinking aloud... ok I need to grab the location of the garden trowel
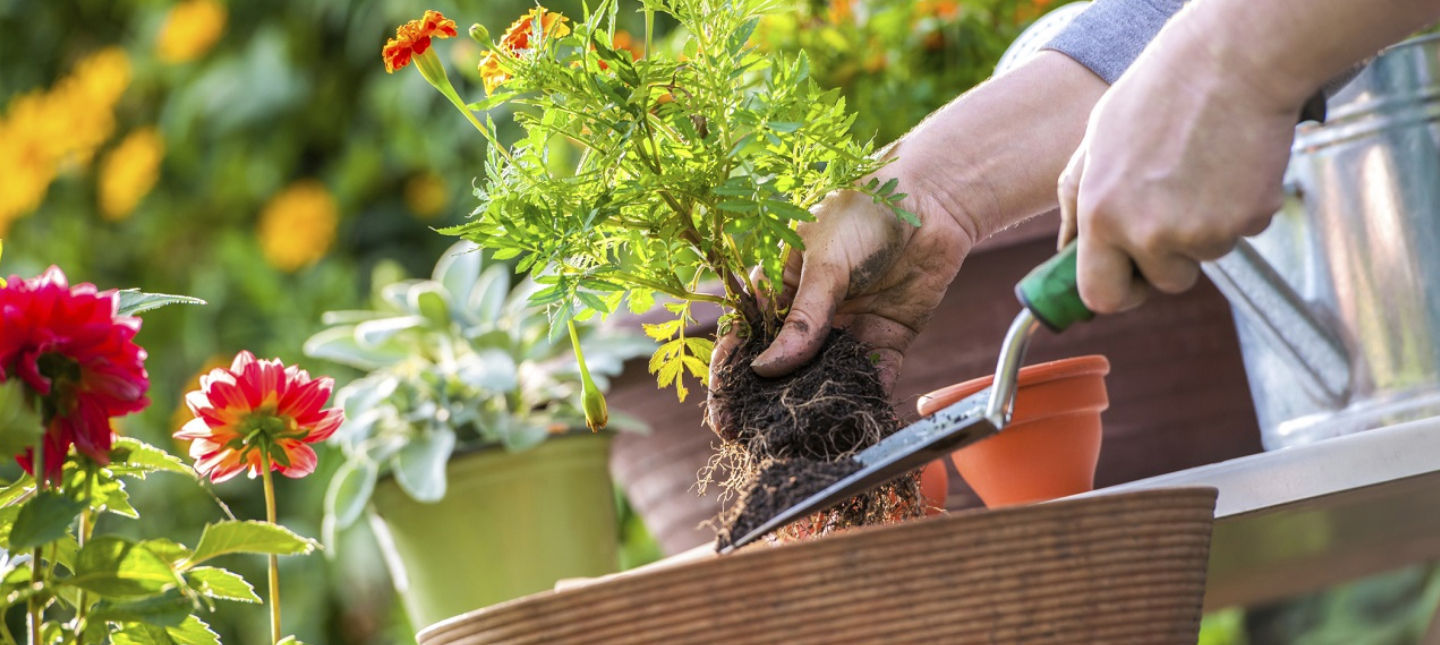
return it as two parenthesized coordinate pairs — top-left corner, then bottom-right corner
(721, 242), (1094, 553)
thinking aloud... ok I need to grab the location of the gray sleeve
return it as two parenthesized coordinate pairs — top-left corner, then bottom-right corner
(1041, 0), (1341, 122)
(1041, 0), (1187, 85)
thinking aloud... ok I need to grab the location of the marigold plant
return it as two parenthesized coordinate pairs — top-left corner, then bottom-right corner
(393, 0), (914, 401)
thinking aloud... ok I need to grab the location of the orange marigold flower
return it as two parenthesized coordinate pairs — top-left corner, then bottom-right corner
(382, 9), (459, 73)
(478, 7), (570, 94)
(499, 7), (570, 53)
(175, 351), (342, 483)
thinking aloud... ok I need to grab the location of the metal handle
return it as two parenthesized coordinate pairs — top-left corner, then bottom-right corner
(984, 242), (1093, 427)
(1201, 238), (1352, 405)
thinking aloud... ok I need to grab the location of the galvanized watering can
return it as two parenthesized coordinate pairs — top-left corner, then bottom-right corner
(1208, 33), (1440, 449)
(1003, 11), (1440, 449)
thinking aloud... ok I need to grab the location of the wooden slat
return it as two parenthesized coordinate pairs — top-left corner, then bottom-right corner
(419, 488), (1217, 645)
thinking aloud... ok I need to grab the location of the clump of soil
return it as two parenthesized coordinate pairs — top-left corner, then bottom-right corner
(714, 457), (862, 550)
(705, 328), (922, 549)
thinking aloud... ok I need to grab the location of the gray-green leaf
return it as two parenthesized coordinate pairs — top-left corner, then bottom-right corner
(115, 290), (207, 317)
(324, 459), (378, 529)
(393, 427), (455, 503)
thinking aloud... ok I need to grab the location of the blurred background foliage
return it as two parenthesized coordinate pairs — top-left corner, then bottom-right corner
(11, 0), (1431, 644)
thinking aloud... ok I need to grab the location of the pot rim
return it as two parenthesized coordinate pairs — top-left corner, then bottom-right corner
(916, 354), (1110, 413)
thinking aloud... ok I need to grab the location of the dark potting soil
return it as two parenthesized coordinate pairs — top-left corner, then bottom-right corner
(714, 457), (862, 550)
(707, 328), (898, 459)
(706, 327), (922, 550)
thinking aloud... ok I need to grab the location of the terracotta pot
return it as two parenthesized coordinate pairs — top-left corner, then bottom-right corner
(919, 459), (948, 515)
(917, 355), (1109, 508)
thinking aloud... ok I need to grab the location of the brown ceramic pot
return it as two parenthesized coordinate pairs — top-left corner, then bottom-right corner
(917, 355), (1110, 508)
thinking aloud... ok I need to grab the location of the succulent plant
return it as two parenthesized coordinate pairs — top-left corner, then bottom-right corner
(305, 241), (652, 535)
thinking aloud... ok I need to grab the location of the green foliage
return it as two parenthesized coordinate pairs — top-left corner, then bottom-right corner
(0, 440), (304, 643)
(305, 241), (652, 534)
(441, 0), (913, 398)
(188, 521), (320, 567)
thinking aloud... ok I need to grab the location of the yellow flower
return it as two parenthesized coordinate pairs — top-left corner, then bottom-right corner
(99, 128), (166, 221)
(404, 171), (448, 219)
(258, 180), (339, 272)
(0, 48), (131, 233)
(157, 0), (227, 63)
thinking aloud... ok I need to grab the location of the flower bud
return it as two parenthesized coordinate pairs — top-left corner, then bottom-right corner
(581, 380), (608, 433)
(469, 23), (490, 44)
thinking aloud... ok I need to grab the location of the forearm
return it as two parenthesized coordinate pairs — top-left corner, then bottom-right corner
(887, 51), (1108, 245)
(1175, 0), (1440, 110)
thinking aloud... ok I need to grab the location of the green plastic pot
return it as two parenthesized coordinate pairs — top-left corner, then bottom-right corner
(368, 432), (619, 629)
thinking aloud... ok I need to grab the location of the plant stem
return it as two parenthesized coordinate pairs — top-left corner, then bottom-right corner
(437, 84), (514, 164)
(0, 617), (17, 645)
(27, 438), (44, 645)
(260, 453), (281, 644)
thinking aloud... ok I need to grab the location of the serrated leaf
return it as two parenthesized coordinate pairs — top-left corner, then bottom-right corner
(10, 491), (85, 550)
(115, 290), (207, 317)
(89, 589), (191, 627)
(892, 207), (921, 227)
(69, 536), (180, 598)
(642, 320), (682, 341)
(186, 566), (260, 603)
(91, 478), (139, 519)
(111, 438), (192, 478)
(187, 521), (319, 567)
(683, 337), (715, 364)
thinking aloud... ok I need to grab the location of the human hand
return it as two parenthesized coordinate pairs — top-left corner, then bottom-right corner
(1055, 17), (1307, 313)
(710, 174), (977, 394)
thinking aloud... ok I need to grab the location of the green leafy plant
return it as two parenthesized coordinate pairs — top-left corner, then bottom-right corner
(304, 241), (652, 539)
(395, 0), (915, 401)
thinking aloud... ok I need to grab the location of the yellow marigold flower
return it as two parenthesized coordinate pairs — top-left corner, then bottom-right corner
(157, 0), (228, 63)
(0, 48), (130, 232)
(479, 7), (571, 94)
(404, 171), (448, 219)
(258, 180), (339, 273)
(99, 128), (165, 221)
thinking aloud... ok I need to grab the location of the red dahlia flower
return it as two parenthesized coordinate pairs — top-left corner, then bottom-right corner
(0, 267), (149, 481)
(176, 351), (342, 483)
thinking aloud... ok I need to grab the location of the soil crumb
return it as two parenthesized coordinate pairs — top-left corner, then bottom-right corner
(705, 328), (922, 550)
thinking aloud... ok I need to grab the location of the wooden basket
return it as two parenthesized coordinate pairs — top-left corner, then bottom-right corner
(419, 487), (1218, 645)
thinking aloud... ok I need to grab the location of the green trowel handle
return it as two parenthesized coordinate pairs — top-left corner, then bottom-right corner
(1015, 241), (1092, 332)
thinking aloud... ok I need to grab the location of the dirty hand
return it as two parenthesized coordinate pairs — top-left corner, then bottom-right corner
(1056, 35), (1300, 314)
(712, 176), (976, 393)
